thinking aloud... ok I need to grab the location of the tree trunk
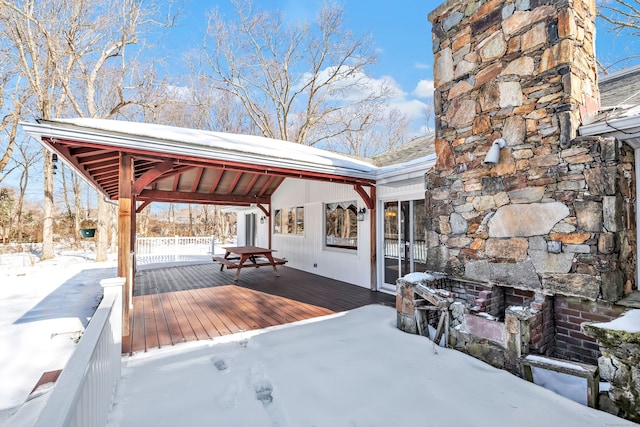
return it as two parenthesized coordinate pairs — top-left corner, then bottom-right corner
(188, 204), (194, 236)
(73, 174), (82, 242)
(41, 150), (55, 260)
(96, 196), (109, 261)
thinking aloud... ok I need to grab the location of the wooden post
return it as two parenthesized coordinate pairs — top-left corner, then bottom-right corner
(118, 154), (133, 337)
(130, 195), (137, 294)
(369, 187), (377, 291)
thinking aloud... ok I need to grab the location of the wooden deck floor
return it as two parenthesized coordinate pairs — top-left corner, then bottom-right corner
(123, 263), (395, 354)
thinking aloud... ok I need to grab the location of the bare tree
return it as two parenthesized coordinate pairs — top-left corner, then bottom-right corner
(599, 0), (640, 33)
(325, 107), (411, 157)
(13, 139), (41, 242)
(0, 0), (177, 259)
(0, 187), (14, 243)
(199, 1), (398, 149)
(597, 0), (640, 72)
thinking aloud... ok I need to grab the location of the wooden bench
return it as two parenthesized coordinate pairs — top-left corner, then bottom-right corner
(212, 256), (287, 271)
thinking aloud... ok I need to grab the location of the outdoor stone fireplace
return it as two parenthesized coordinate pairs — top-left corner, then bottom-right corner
(397, 0), (638, 420)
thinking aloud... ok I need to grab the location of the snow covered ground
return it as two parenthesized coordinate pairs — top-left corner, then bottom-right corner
(107, 305), (627, 427)
(0, 249), (216, 424)
(0, 249), (633, 426)
(0, 251), (116, 421)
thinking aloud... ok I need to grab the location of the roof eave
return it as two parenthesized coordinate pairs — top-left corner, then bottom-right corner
(579, 115), (640, 149)
(375, 154), (436, 185)
(21, 121), (377, 182)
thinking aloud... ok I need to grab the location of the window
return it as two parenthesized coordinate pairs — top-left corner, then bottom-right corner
(325, 201), (358, 250)
(274, 210), (282, 234)
(273, 207), (304, 235)
(296, 207), (304, 233)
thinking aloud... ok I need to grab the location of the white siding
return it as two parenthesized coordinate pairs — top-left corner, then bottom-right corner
(271, 179), (372, 288)
(377, 181), (425, 199)
(235, 208), (270, 248)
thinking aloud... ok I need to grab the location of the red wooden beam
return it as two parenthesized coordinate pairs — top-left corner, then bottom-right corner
(257, 203), (270, 217)
(138, 189), (270, 205)
(243, 173), (260, 196)
(228, 171), (243, 194)
(190, 168), (204, 193)
(210, 170), (224, 193)
(48, 138), (376, 186)
(258, 175), (276, 197)
(132, 160), (174, 195)
(136, 199), (152, 213)
(75, 151), (119, 166)
(354, 184), (375, 209)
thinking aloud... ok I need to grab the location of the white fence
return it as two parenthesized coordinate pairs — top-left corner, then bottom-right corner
(34, 278), (124, 427)
(384, 239), (427, 262)
(135, 236), (214, 256)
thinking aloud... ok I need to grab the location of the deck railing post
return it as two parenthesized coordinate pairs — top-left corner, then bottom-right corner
(33, 277), (125, 427)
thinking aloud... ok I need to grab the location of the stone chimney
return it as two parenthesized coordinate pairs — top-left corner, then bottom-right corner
(425, 0), (635, 301)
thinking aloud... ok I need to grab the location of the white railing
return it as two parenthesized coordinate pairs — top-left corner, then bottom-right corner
(383, 239), (427, 262)
(34, 277), (124, 427)
(135, 236), (214, 256)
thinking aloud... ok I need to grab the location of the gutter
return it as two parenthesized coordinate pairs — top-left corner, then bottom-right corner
(20, 120), (378, 182)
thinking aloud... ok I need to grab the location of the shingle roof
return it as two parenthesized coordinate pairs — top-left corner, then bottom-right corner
(371, 134), (435, 167)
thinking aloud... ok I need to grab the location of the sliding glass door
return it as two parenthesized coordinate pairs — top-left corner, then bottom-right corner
(382, 199), (427, 289)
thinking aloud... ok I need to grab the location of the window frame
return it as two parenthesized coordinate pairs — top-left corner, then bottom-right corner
(273, 206), (304, 236)
(324, 201), (358, 250)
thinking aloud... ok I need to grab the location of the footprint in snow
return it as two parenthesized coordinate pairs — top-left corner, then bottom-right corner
(254, 379), (273, 405)
(211, 356), (229, 373)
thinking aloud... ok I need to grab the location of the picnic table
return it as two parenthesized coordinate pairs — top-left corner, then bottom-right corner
(212, 246), (287, 281)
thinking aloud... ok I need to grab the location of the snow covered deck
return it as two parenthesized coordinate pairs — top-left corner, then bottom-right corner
(125, 264), (395, 354)
(108, 305), (625, 426)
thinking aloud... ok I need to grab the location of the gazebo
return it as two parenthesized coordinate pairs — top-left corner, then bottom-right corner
(22, 118), (379, 337)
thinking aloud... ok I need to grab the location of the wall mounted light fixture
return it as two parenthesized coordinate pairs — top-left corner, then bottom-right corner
(357, 207), (367, 221)
(483, 138), (506, 165)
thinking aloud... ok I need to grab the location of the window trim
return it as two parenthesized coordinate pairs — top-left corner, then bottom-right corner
(324, 201), (358, 251)
(273, 206), (304, 236)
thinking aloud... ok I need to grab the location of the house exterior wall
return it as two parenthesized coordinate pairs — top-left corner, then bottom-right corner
(271, 178), (372, 288)
(235, 208), (269, 248)
(377, 181), (424, 199)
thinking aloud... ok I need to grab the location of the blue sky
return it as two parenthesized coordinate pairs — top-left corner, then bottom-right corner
(161, 0), (640, 133)
(162, 1), (437, 134)
(8, 0), (640, 201)
(170, 1), (435, 93)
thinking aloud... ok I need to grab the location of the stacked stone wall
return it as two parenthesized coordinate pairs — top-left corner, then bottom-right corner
(426, 0), (636, 302)
(583, 313), (640, 421)
(555, 296), (627, 363)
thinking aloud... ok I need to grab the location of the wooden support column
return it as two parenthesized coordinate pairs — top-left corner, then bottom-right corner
(354, 184), (377, 291)
(118, 154), (133, 337)
(130, 195), (137, 298)
(369, 186), (377, 291)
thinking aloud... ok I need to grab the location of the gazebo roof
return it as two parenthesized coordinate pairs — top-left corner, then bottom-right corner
(22, 118), (379, 208)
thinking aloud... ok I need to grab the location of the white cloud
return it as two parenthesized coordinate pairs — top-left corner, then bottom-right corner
(412, 79), (435, 98)
(297, 66), (432, 135)
(389, 97), (429, 120)
(298, 66), (406, 101)
(414, 62), (431, 70)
